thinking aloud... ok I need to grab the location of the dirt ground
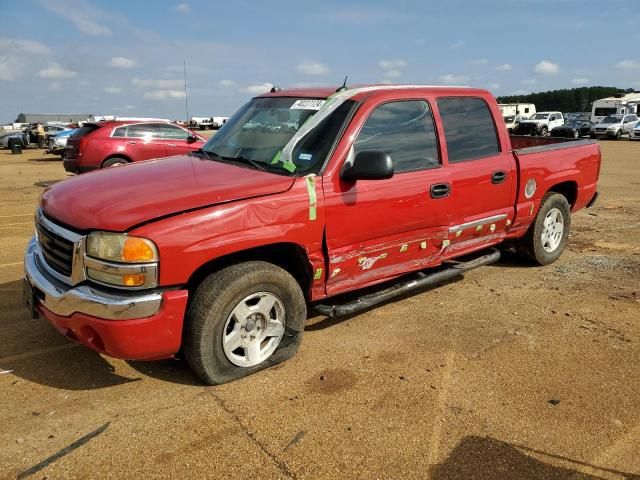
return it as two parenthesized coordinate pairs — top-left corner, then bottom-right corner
(0, 141), (639, 479)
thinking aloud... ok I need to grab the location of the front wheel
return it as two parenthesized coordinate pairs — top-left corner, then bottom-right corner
(615, 129), (622, 140)
(518, 192), (571, 265)
(540, 127), (548, 137)
(184, 261), (306, 385)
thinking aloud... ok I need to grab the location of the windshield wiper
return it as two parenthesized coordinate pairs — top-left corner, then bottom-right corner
(192, 148), (213, 160)
(209, 151), (268, 172)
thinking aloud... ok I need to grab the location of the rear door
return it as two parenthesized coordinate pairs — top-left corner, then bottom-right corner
(435, 96), (516, 256)
(323, 96), (453, 295)
(123, 123), (166, 161)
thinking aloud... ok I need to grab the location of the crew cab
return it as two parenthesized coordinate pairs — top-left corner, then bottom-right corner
(590, 114), (638, 140)
(517, 111), (564, 136)
(63, 121), (205, 173)
(24, 85), (601, 385)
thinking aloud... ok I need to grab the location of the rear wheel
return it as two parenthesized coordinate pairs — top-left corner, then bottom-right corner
(184, 261), (306, 385)
(102, 157), (129, 168)
(518, 192), (571, 265)
(573, 130), (579, 139)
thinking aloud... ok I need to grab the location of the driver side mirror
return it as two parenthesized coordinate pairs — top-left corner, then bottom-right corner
(341, 150), (394, 181)
(187, 133), (198, 143)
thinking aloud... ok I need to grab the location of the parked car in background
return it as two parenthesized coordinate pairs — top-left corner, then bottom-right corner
(503, 114), (521, 133)
(190, 117), (214, 130)
(25, 85), (601, 385)
(551, 119), (592, 138)
(0, 130), (20, 148)
(46, 128), (78, 157)
(517, 112), (564, 136)
(629, 121), (640, 140)
(64, 121), (205, 173)
(590, 114), (638, 140)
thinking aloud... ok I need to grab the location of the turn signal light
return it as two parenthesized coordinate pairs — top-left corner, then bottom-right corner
(122, 237), (156, 262)
(122, 274), (146, 287)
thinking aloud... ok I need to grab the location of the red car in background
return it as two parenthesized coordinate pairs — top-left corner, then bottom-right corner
(63, 121), (205, 173)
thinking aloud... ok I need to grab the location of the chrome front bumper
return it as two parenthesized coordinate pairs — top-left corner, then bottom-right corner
(24, 237), (162, 320)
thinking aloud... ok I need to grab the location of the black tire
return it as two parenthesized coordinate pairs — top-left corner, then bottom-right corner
(518, 192), (571, 266)
(540, 126), (548, 137)
(184, 261), (306, 385)
(573, 130), (579, 139)
(615, 129), (622, 140)
(590, 133), (596, 139)
(102, 157), (129, 168)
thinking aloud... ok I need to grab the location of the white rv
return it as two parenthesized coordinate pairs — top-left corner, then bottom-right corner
(591, 93), (640, 124)
(499, 103), (536, 119)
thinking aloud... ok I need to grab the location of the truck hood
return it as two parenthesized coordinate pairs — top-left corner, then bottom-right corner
(41, 155), (295, 231)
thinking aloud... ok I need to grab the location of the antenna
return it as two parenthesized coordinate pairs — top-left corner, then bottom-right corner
(183, 60), (190, 124)
(335, 75), (348, 92)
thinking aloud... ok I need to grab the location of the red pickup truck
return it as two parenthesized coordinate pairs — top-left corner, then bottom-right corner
(63, 120), (205, 173)
(24, 85), (600, 385)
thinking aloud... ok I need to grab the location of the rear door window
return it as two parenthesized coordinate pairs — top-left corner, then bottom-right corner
(126, 124), (159, 138)
(437, 97), (500, 163)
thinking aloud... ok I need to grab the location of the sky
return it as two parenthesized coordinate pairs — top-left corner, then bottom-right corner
(1, 0), (640, 123)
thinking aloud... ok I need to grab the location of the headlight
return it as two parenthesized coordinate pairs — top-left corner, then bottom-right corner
(85, 232), (158, 289)
(87, 232), (158, 263)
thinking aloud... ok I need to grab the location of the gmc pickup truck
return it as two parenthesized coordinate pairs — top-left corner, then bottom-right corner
(24, 85), (601, 385)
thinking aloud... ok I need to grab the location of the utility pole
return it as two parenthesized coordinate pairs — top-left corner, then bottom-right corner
(184, 60), (190, 124)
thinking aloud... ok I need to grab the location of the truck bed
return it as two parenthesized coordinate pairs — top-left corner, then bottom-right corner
(509, 135), (596, 154)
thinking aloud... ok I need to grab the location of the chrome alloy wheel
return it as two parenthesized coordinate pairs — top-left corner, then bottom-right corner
(541, 207), (564, 253)
(222, 292), (286, 367)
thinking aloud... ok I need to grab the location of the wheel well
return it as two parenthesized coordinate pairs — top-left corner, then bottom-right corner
(548, 181), (578, 207)
(187, 243), (314, 300)
(102, 155), (131, 167)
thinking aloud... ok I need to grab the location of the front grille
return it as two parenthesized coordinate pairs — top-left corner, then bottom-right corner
(36, 218), (74, 276)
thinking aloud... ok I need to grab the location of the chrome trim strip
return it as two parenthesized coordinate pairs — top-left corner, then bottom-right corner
(449, 214), (508, 233)
(25, 238), (162, 320)
(36, 209), (82, 243)
(84, 255), (158, 289)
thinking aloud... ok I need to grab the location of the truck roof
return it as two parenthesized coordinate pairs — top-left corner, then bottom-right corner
(258, 84), (485, 102)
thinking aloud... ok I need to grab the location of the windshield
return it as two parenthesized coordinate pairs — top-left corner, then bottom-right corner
(601, 116), (622, 124)
(531, 113), (549, 120)
(201, 97), (355, 175)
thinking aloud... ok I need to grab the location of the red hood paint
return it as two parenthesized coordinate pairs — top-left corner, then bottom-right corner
(41, 155), (294, 231)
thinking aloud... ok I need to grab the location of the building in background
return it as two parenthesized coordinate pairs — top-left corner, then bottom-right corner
(15, 113), (92, 124)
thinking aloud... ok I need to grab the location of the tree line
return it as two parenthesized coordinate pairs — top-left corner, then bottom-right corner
(496, 86), (636, 113)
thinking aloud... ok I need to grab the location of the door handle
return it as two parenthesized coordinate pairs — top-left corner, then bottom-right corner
(167, 143), (177, 147)
(491, 170), (507, 184)
(430, 183), (451, 199)
(126, 141), (137, 145)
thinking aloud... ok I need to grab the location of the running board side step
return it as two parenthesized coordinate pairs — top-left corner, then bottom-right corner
(313, 248), (501, 318)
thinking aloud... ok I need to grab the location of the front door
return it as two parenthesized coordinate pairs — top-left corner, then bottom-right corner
(156, 123), (200, 156)
(323, 98), (453, 296)
(434, 96), (516, 256)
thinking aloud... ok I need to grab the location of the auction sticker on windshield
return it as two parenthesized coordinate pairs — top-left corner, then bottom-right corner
(290, 99), (326, 110)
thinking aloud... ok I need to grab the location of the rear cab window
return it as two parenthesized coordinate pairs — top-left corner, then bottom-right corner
(436, 97), (500, 163)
